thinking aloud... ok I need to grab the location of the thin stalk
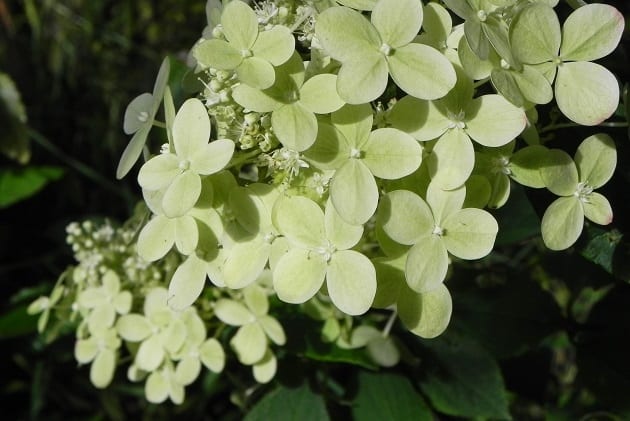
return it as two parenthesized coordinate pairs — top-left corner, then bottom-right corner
(539, 121), (628, 134)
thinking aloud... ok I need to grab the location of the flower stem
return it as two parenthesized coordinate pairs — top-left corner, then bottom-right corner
(539, 121), (628, 134)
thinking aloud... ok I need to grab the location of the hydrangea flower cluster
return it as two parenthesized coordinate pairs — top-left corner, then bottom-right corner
(32, 0), (624, 406)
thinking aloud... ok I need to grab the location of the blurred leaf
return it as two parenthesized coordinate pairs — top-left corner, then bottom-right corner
(493, 182), (540, 245)
(352, 370), (432, 420)
(577, 226), (630, 281)
(245, 382), (329, 421)
(415, 330), (511, 420)
(450, 276), (563, 358)
(0, 72), (30, 163)
(0, 304), (37, 339)
(0, 166), (64, 208)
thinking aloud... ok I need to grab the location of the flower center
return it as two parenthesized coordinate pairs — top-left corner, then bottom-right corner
(433, 225), (444, 236)
(379, 43), (393, 56)
(349, 148), (362, 159)
(138, 111), (149, 123)
(574, 182), (593, 202)
(447, 110), (466, 130)
(314, 241), (336, 263)
(241, 49), (254, 58)
(179, 159), (191, 171)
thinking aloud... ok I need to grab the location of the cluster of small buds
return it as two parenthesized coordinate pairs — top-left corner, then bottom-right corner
(254, 0), (291, 28)
(294, 4), (317, 45)
(261, 147), (310, 184)
(374, 98), (397, 129)
(200, 68), (238, 109)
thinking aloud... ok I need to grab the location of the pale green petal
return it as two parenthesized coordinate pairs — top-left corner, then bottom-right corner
(560, 3), (624, 62)
(540, 149), (578, 196)
(337, 54), (388, 104)
(214, 299), (255, 326)
(136, 335), (165, 371)
(88, 305), (115, 334)
(463, 175), (491, 209)
(464, 95), (527, 147)
(258, 316), (286, 346)
(273, 248), (327, 304)
(253, 351), (277, 383)
(193, 39), (242, 70)
(114, 291), (132, 315)
(237, 56), (276, 90)
(458, 35), (493, 80)
(426, 181), (466, 225)
(224, 239), (270, 289)
(541, 196), (584, 250)
(78, 288), (105, 309)
(272, 103), (318, 151)
(487, 173), (510, 209)
(137, 216), (175, 262)
(367, 336), (400, 367)
(232, 83), (282, 112)
(330, 159), (378, 225)
(200, 338), (225, 373)
(137, 153), (179, 191)
(427, 129), (475, 190)
(173, 98), (211, 158)
(244, 285), (269, 317)
(143, 287), (168, 317)
(116, 314), (152, 341)
(162, 318), (187, 355)
(337, 0), (377, 10)
(75, 337), (98, 363)
(509, 145), (548, 188)
(363, 128), (422, 180)
(221, 0), (258, 50)
(387, 43), (456, 100)
(417, 2), (451, 49)
(252, 26), (295, 65)
(464, 19), (489, 60)
(405, 235), (449, 293)
(231, 323), (267, 365)
(164, 86), (175, 146)
(269, 237), (289, 271)
(378, 189), (434, 245)
(124, 93), (153, 135)
(272, 195), (326, 248)
(299, 74), (345, 114)
(325, 199), (363, 250)
(331, 103), (373, 148)
(373, 255), (406, 307)
(555, 61), (619, 126)
(315, 6), (381, 62)
(575, 133), (617, 189)
(175, 357), (201, 386)
(304, 123), (350, 170)
(162, 170), (201, 218)
(442, 208), (498, 259)
(145, 371), (169, 404)
(327, 250), (376, 315)
(167, 255), (208, 311)
(583, 192), (613, 226)
(388, 96), (449, 141)
(190, 139), (235, 176)
(174, 214), (198, 255)
(371, 0), (422, 48)
(398, 284), (452, 338)
(510, 3), (560, 64)
(442, 0), (474, 20)
(90, 349), (116, 388)
(116, 123), (152, 179)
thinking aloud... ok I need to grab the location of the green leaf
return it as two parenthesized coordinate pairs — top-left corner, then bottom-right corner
(221, 0), (258, 50)
(540, 149), (578, 196)
(137, 215), (175, 262)
(0, 304), (37, 338)
(337, 53), (388, 104)
(442, 208), (498, 260)
(555, 61), (619, 126)
(541, 196), (584, 250)
(575, 133), (616, 189)
(405, 235), (449, 293)
(273, 248), (327, 304)
(330, 159), (378, 225)
(398, 283), (452, 338)
(272, 102), (318, 151)
(378, 189), (433, 245)
(245, 382), (330, 421)
(315, 6), (381, 62)
(0, 166), (63, 208)
(416, 330), (510, 419)
(371, 0), (422, 48)
(167, 255), (208, 311)
(352, 371), (433, 420)
(465, 94), (526, 147)
(388, 43), (456, 100)
(583, 192), (613, 226)
(493, 182), (541, 245)
(510, 3), (560, 64)
(427, 129), (475, 190)
(363, 128), (422, 180)
(560, 3), (624, 62)
(253, 26), (295, 66)
(299, 74), (345, 114)
(327, 250), (376, 315)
